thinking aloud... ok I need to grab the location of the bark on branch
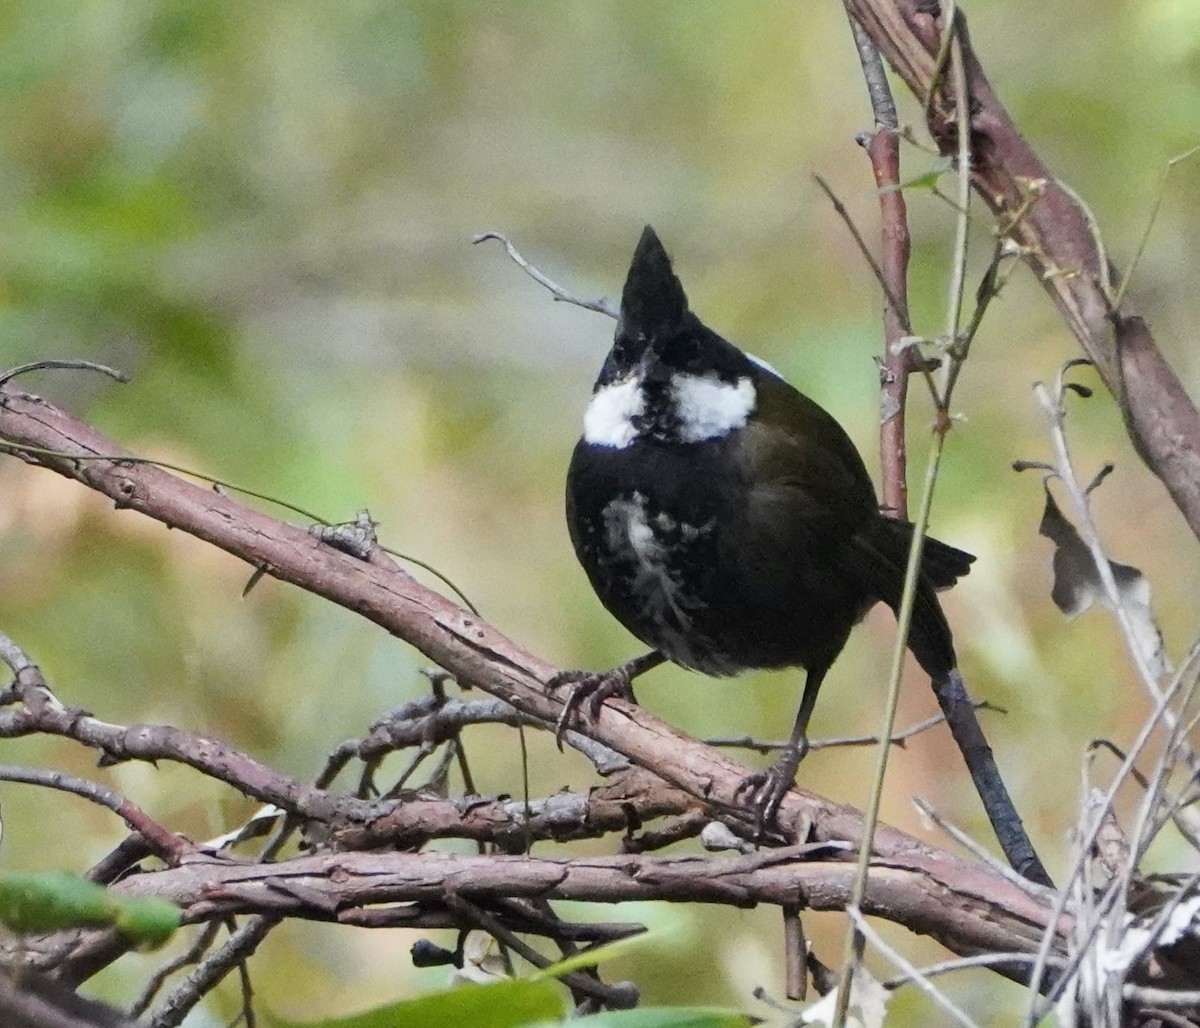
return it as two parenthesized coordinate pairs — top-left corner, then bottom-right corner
(0, 384), (1064, 980)
(103, 847), (1049, 964)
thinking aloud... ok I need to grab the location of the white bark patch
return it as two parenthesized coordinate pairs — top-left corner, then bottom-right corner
(671, 374), (756, 443)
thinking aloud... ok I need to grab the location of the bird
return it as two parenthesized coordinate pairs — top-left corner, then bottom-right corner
(553, 224), (976, 828)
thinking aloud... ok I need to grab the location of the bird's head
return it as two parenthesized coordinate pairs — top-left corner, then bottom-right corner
(584, 226), (767, 450)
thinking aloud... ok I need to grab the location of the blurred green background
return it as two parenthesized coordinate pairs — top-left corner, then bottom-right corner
(0, 1), (1197, 1023)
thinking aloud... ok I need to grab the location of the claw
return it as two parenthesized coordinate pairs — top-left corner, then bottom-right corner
(545, 652), (663, 749)
(733, 738), (809, 837)
(546, 668), (637, 749)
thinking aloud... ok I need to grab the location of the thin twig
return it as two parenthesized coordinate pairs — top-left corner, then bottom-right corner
(0, 437), (481, 616)
(149, 915), (279, 1028)
(812, 174), (909, 335)
(129, 922), (223, 1017)
(847, 10), (915, 518)
(883, 950), (1066, 990)
(1019, 494), (1200, 1024)
(913, 798), (1051, 898)
(706, 700), (998, 753)
(1113, 145), (1200, 309)
(0, 765), (190, 865)
(473, 232), (618, 318)
(0, 359), (130, 389)
(847, 906), (980, 1027)
(444, 893), (634, 1009)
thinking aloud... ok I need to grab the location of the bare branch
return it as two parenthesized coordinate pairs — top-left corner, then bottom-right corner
(103, 846), (1057, 973)
(0, 386), (1066, 977)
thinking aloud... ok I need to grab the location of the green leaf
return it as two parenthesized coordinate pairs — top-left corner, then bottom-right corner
(265, 978), (565, 1028)
(871, 156), (953, 195)
(0, 872), (117, 933)
(0, 873), (181, 948)
(527, 1009), (754, 1028)
(533, 929), (664, 981)
(114, 897), (183, 950)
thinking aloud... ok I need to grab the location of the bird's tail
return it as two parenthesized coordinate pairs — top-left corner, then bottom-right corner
(849, 517), (975, 678)
(919, 533), (976, 591)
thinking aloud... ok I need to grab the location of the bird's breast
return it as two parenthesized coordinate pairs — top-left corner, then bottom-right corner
(566, 437), (746, 674)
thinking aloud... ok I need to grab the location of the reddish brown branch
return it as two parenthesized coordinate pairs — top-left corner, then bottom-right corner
(0, 388), (936, 853)
(0, 667), (375, 829)
(844, 0), (1200, 538)
(0, 764), (190, 866)
(0, 386), (1064, 974)
(848, 12), (916, 518)
(105, 847), (1051, 974)
(870, 123), (917, 520)
(0, 658), (701, 852)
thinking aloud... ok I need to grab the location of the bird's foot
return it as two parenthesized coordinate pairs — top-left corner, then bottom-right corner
(733, 740), (809, 838)
(546, 666), (638, 749)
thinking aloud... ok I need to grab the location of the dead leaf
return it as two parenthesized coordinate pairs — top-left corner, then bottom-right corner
(801, 962), (889, 1028)
(1039, 484), (1170, 677)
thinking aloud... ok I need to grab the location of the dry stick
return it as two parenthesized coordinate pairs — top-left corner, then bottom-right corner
(848, 13), (915, 519)
(0, 764), (189, 865)
(835, 423), (947, 1026)
(834, 15), (932, 1019)
(0, 629), (692, 859)
(848, 907), (979, 1027)
(129, 922), (223, 1018)
(1022, 370), (1200, 1019)
(929, 0), (1048, 890)
(707, 700), (996, 753)
(103, 845), (1051, 961)
(444, 894), (635, 1010)
(148, 915), (278, 1028)
(1023, 649), (1200, 1022)
(820, 87), (1050, 897)
(883, 950), (1067, 990)
(473, 232), (618, 318)
(849, 0), (1048, 880)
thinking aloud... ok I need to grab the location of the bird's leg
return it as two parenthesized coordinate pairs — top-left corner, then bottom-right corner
(546, 651), (666, 748)
(734, 668), (826, 833)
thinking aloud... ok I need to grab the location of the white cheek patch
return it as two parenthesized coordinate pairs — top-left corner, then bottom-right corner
(670, 374), (756, 443)
(583, 376), (644, 449)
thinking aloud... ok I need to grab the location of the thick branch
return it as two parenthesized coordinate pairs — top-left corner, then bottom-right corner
(844, 0), (1200, 538)
(104, 848), (1052, 977)
(0, 386), (1062, 970)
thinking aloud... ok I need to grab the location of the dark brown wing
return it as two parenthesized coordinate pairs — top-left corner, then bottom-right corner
(735, 370), (973, 677)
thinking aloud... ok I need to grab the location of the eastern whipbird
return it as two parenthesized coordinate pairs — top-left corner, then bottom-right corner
(552, 226), (1048, 883)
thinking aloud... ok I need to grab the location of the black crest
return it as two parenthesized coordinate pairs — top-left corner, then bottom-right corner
(618, 226), (689, 342)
